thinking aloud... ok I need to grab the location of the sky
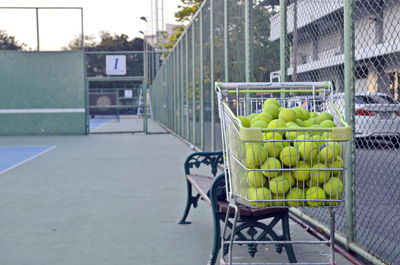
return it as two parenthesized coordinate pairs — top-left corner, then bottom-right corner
(0, 0), (182, 50)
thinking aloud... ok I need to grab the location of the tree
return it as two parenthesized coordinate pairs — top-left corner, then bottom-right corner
(0, 30), (26, 50)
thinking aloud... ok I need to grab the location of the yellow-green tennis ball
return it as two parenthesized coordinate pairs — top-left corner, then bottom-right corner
(249, 187), (272, 207)
(248, 171), (267, 188)
(247, 113), (258, 123)
(295, 119), (304, 127)
(265, 142), (283, 157)
(323, 177), (344, 197)
(279, 108), (297, 122)
(286, 122), (299, 128)
(251, 113), (273, 126)
(280, 146), (300, 167)
(317, 112), (334, 123)
(325, 192), (342, 206)
(292, 107), (304, 120)
(320, 120), (336, 128)
(263, 132), (283, 141)
(292, 161), (311, 181)
(309, 124), (325, 136)
(327, 142), (342, 157)
(262, 103), (280, 119)
(309, 112), (318, 118)
(306, 186), (327, 206)
(269, 176), (291, 194)
(303, 118), (319, 127)
(282, 171), (295, 186)
(264, 98), (281, 107)
(293, 134), (312, 148)
(310, 163), (331, 184)
(285, 130), (303, 141)
(261, 157), (282, 178)
(298, 142), (318, 162)
(287, 188), (305, 207)
(238, 116), (251, 127)
(328, 157), (345, 176)
(268, 119), (287, 129)
(245, 143), (267, 168)
(312, 135), (327, 147)
(251, 120), (268, 128)
(301, 108), (311, 120)
(271, 194), (287, 206)
(318, 145), (335, 162)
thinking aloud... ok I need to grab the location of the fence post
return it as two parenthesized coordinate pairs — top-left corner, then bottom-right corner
(210, 0), (215, 151)
(192, 27), (196, 144)
(185, 34), (190, 141)
(200, 9), (205, 150)
(224, 0), (229, 82)
(344, 0), (355, 246)
(245, 0), (253, 83)
(280, 0), (287, 82)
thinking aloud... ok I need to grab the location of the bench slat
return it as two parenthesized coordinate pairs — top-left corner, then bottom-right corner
(187, 174), (214, 205)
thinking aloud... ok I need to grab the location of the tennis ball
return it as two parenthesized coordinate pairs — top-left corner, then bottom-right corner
(271, 194), (287, 206)
(249, 187), (272, 207)
(263, 132), (283, 141)
(269, 176), (291, 194)
(262, 103), (280, 119)
(328, 156), (344, 176)
(285, 130), (304, 141)
(301, 108), (311, 120)
(292, 161), (311, 181)
(251, 113), (273, 126)
(238, 116), (251, 127)
(317, 112), (334, 123)
(293, 134), (312, 148)
(286, 122), (299, 128)
(323, 177), (344, 197)
(282, 171), (295, 186)
(247, 113), (258, 123)
(268, 119), (287, 129)
(292, 107), (305, 120)
(312, 134), (327, 147)
(298, 142), (318, 162)
(279, 108), (297, 122)
(320, 120), (336, 128)
(280, 146), (300, 167)
(328, 142), (342, 157)
(264, 98), (281, 107)
(265, 141), (283, 157)
(261, 157), (282, 178)
(295, 119), (304, 127)
(303, 118), (319, 127)
(306, 186), (327, 206)
(245, 143), (267, 168)
(318, 145), (335, 163)
(248, 171), (266, 188)
(287, 188), (305, 207)
(309, 112), (318, 118)
(310, 163), (331, 184)
(251, 120), (268, 128)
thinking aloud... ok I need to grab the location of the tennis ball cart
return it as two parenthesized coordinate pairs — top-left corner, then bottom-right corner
(215, 81), (352, 265)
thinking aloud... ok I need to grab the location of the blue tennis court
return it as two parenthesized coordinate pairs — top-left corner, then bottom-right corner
(89, 119), (112, 129)
(0, 146), (55, 175)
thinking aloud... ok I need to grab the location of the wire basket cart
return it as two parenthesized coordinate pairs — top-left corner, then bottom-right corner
(215, 81), (352, 265)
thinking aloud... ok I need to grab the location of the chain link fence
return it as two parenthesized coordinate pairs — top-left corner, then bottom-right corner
(151, 0), (400, 263)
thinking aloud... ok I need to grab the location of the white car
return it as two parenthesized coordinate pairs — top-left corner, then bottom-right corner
(329, 92), (400, 143)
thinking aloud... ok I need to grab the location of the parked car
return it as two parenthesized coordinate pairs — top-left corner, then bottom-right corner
(328, 92), (400, 147)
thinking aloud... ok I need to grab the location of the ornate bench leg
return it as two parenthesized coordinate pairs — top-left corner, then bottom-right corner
(178, 179), (198, 224)
(282, 212), (297, 263)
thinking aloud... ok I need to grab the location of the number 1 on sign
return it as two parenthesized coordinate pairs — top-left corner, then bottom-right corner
(114, 58), (119, 69)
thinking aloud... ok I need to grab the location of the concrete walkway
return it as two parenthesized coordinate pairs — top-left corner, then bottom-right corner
(0, 121), (354, 265)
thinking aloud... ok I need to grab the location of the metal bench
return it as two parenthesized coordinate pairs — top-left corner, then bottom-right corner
(178, 151), (297, 265)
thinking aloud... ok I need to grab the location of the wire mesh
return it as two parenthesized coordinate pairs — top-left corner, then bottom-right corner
(150, 0), (400, 263)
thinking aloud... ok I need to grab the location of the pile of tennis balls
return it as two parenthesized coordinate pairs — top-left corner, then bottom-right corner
(236, 98), (344, 207)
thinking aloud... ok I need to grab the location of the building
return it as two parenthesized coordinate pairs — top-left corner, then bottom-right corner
(145, 23), (180, 48)
(269, 0), (400, 100)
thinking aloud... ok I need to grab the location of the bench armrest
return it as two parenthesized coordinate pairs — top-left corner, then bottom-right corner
(184, 151), (224, 176)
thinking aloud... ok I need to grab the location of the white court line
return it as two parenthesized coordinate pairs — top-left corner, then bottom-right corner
(0, 146), (57, 175)
(0, 109), (85, 114)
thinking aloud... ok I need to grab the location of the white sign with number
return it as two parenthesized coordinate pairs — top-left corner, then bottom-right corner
(106, 55), (126, 75)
